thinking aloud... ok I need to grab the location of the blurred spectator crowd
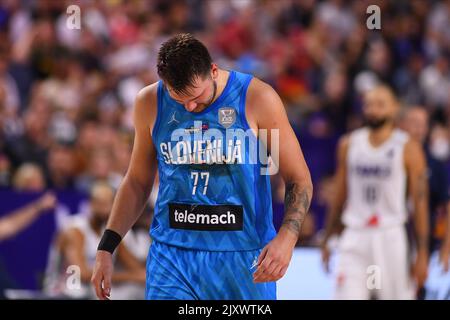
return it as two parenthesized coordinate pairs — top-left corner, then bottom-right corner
(0, 0), (449, 243)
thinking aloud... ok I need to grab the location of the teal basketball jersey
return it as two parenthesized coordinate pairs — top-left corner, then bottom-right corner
(150, 70), (276, 251)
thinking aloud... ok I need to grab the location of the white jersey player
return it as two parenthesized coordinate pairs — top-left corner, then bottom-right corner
(320, 85), (429, 299)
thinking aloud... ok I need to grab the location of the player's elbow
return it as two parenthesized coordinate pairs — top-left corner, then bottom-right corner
(299, 167), (313, 192)
(302, 174), (314, 199)
(122, 172), (152, 197)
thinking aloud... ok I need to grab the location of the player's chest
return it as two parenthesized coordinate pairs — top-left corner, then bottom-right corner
(348, 146), (400, 180)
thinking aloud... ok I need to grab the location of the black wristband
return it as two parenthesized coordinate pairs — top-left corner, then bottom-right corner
(97, 229), (122, 254)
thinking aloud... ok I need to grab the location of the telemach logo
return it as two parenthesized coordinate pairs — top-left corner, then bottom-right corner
(169, 203), (243, 231)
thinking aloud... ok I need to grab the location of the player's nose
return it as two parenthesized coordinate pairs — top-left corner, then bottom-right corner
(184, 101), (197, 112)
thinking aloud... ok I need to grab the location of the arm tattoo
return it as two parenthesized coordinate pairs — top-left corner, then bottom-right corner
(282, 182), (312, 237)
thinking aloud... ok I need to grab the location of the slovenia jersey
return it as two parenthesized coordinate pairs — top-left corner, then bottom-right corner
(150, 70), (276, 251)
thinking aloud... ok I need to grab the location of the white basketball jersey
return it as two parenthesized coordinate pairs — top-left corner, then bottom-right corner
(44, 216), (101, 298)
(70, 216), (101, 266)
(342, 128), (410, 228)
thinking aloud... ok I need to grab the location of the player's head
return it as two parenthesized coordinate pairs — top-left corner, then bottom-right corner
(12, 163), (46, 192)
(89, 181), (114, 223)
(402, 106), (429, 144)
(362, 85), (399, 130)
(157, 33), (217, 113)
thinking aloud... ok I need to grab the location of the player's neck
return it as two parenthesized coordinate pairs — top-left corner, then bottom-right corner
(368, 124), (395, 148)
(210, 69), (230, 105)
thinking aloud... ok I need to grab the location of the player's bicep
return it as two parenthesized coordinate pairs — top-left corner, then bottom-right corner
(404, 140), (427, 202)
(276, 120), (309, 182)
(334, 136), (349, 194)
(126, 88), (158, 190)
(127, 125), (156, 186)
(254, 83), (309, 182)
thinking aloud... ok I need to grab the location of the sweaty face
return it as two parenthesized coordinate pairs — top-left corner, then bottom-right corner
(167, 75), (217, 113)
(363, 87), (398, 129)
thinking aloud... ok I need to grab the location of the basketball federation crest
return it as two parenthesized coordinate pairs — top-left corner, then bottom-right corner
(218, 107), (236, 128)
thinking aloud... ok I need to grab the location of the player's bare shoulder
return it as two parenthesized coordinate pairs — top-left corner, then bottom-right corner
(134, 82), (159, 132)
(335, 133), (350, 165)
(245, 77), (286, 130)
(246, 77), (282, 113)
(338, 134), (351, 152)
(403, 135), (426, 168)
(404, 136), (422, 155)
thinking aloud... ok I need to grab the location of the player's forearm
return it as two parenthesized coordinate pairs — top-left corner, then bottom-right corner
(279, 177), (313, 243)
(321, 188), (346, 245)
(411, 171), (430, 254)
(322, 208), (343, 245)
(413, 201), (429, 254)
(79, 267), (95, 283)
(117, 244), (145, 271)
(81, 267), (142, 284)
(111, 270), (146, 284)
(0, 202), (41, 241)
(106, 175), (152, 238)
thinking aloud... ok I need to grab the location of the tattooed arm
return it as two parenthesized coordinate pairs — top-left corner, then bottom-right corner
(282, 182), (313, 237)
(404, 139), (429, 289)
(92, 84), (158, 299)
(246, 78), (313, 283)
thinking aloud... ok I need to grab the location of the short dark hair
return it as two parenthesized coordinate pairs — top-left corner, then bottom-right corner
(157, 33), (212, 95)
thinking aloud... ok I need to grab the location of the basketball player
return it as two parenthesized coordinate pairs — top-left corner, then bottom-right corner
(45, 182), (145, 298)
(320, 86), (429, 299)
(401, 107), (450, 272)
(91, 34), (312, 300)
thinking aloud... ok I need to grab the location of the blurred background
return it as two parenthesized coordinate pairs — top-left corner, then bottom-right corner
(0, 0), (449, 299)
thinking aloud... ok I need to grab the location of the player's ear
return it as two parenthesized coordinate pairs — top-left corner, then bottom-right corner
(211, 63), (218, 79)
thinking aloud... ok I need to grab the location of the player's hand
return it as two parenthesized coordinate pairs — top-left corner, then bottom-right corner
(253, 231), (295, 283)
(91, 250), (114, 300)
(412, 251), (428, 288)
(36, 192), (57, 212)
(320, 241), (331, 273)
(439, 244), (450, 272)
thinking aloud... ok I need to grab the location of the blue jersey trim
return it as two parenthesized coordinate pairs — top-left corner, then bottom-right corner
(238, 74), (254, 132)
(152, 81), (164, 140)
(238, 74), (264, 245)
(254, 162), (262, 244)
